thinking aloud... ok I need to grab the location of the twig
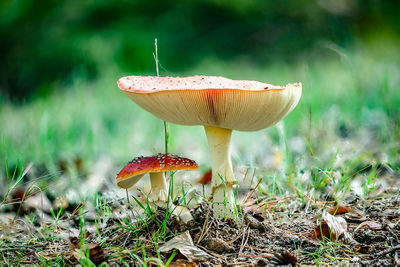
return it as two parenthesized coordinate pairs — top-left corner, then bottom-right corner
(227, 226), (246, 244)
(386, 225), (400, 243)
(238, 225), (249, 255)
(69, 200), (86, 218)
(242, 178), (262, 205)
(242, 168), (250, 182)
(153, 38), (169, 154)
(153, 39), (159, 77)
(196, 209), (211, 244)
(377, 245), (400, 256)
(125, 189), (135, 219)
(123, 231), (132, 247)
(197, 244), (225, 259)
(249, 168), (257, 188)
(244, 245), (274, 253)
(238, 253), (273, 259)
(226, 262), (253, 266)
(256, 196), (294, 208)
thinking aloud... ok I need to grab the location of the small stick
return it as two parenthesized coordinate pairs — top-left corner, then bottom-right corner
(237, 253), (273, 259)
(153, 39), (160, 77)
(197, 244), (225, 259)
(125, 189), (135, 219)
(242, 167), (250, 182)
(238, 225), (250, 255)
(377, 244), (400, 256)
(227, 226), (246, 244)
(242, 178), (262, 205)
(249, 168), (257, 188)
(69, 200), (86, 218)
(197, 209), (211, 244)
(153, 38), (169, 154)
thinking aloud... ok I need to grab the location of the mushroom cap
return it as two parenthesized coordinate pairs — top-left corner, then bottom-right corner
(118, 75), (302, 132)
(197, 169), (212, 185)
(116, 153), (199, 189)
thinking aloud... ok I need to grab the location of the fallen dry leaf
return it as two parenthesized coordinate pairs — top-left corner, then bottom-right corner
(328, 205), (352, 215)
(201, 237), (234, 253)
(86, 243), (105, 265)
(312, 221), (331, 240)
(159, 231), (212, 262)
(245, 212), (266, 232)
(312, 210), (348, 241)
(69, 234), (105, 264)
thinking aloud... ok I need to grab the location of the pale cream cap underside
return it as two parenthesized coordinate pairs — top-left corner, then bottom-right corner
(118, 75), (302, 132)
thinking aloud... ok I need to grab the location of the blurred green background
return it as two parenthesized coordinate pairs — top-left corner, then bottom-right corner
(2, 0), (400, 100)
(1, 0), (399, 178)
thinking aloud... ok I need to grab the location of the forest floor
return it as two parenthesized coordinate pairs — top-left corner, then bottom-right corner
(1, 162), (399, 266)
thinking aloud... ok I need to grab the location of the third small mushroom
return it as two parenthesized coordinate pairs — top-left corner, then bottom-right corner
(118, 75), (302, 218)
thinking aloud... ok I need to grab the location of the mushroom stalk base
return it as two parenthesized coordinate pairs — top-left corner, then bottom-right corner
(149, 172), (169, 205)
(204, 125), (236, 217)
(148, 172), (193, 223)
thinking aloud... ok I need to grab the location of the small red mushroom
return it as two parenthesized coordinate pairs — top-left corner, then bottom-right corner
(116, 153), (198, 222)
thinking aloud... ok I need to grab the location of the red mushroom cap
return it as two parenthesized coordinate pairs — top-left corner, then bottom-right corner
(116, 153), (199, 189)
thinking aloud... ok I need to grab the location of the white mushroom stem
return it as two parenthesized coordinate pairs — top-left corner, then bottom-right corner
(204, 125), (236, 217)
(149, 172), (169, 205)
(148, 172), (194, 223)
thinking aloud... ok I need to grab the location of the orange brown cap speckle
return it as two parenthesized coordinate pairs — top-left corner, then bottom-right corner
(116, 153), (199, 189)
(197, 169), (212, 185)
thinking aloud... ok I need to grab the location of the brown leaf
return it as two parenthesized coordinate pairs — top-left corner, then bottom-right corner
(245, 212), (266, 232)
(312, 211), (348, 241)
(312, 221), (331, 240)
(87, 243), (105, 265)
(328, 205), (352, 215)
(159, 231), (212, 262)
(201, 237), (234, 253)
(69, 237), (105, 264)
(9, 189), (28, 215)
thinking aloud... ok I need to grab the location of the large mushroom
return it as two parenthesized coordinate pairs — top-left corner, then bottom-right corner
(118, 75), (302, 217)
(116, 153), (198, 221)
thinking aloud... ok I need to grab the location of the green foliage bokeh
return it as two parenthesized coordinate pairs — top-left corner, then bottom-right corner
(1, 0), (399, 100)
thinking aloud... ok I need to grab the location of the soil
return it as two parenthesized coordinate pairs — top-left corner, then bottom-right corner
(1, 191), (399, 266)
